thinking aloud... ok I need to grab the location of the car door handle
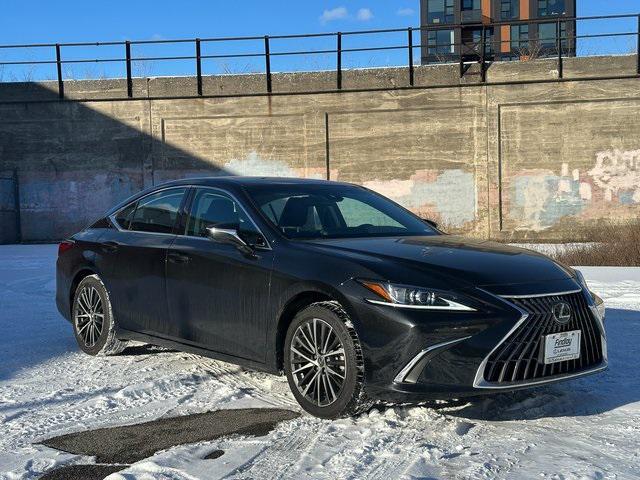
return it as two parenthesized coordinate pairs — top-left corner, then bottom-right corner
(168, 252), (191, 264)
(100, 241), (120, 253)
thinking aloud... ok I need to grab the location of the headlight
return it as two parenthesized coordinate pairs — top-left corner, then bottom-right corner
(592, 291), (606, 322)
(358, 280), (476, 311)
(575, 270), (605, 322)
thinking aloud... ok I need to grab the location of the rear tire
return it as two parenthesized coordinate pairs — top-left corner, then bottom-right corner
(72, 274), (127, 356)
(284, 301), (373, 418)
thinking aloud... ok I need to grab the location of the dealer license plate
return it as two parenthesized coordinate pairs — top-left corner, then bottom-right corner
(542, 330), (581, 364)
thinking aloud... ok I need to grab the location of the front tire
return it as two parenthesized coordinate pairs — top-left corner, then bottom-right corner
(72, 274), (127, 356)
(284, 301), (372, 418)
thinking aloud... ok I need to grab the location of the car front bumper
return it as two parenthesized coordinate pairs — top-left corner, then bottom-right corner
(345, 280), (608, 403)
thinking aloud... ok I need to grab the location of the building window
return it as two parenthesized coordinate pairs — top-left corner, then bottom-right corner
(428, 29), (455, 55)
(461, 0), (481, 11)
(462, 28), (494, 55)
(510, 24), (529, 51)
(538, 0), (565, 16)
(427, 0), (454, 23)
(538, 23), (555, 47)
(538, 22), (567, 49)
(501, 0), (519, 20)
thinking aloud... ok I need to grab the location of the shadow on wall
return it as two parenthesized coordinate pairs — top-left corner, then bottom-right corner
(0, 82), (237, 243)
(0, 77), (484, 243)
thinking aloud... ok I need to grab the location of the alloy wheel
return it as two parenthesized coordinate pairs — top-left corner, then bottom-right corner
(74, 285), (105, 348)
(289, 318), (346, 407)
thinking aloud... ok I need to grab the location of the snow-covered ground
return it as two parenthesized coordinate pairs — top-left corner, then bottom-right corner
(0, 244), (639, 479)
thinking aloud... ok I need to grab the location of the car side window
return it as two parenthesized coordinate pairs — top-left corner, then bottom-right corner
(113, 202), (136, 230)
(186, 189), (263, 244)
(129, 188), (186, 234)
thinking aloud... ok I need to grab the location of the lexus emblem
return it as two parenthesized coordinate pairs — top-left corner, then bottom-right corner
(552, 302), (572, 325)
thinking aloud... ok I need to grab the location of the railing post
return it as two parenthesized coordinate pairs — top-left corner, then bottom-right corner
(125, 40), (132, 98)
(195, 38), (202, 96)
(408, 27), (414, 86)
(264, 35), (272, 93)
(637, 15), (640, 74)
(459, 28), (464, 77)
(336, 32), (342, 90)
(480, 25), (486, 83)
(556, 19), (563, 79)
(55, 44), (64, 99)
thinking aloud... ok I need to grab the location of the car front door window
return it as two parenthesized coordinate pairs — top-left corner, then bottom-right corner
(185, 189), (264, 246)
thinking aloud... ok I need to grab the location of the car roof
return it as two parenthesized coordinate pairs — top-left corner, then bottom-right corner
(157, 176), (354, 188)
(105, 176), (359, 216)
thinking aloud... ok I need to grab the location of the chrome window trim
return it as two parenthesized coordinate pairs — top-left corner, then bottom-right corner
(472, 288), (608, 389)
(365, 298), (476, 311)
(110, 228), (177, 237)
(108, 186), (188, 235)
(108, 213), (127, 233)
(394, 336), (472, 384)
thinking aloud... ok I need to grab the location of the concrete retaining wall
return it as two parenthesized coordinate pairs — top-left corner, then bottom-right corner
(0, 54), (638, 242)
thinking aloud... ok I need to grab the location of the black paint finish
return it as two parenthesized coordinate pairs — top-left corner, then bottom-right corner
(56, 176), (605, 402)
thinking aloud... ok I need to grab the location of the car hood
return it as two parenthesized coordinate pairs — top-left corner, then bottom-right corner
(303, 235), (575, 288)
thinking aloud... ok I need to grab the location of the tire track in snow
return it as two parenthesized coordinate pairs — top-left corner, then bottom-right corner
(223, 424), (312, 479)
(186, 354), (299, 410)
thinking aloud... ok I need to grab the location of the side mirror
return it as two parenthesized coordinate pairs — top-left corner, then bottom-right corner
(206, 227), (255, 256)
(423, 218), (438, 229)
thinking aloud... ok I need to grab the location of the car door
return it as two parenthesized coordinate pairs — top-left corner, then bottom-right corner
(165, 187), (274, 362)
(99, 187), (187, 336)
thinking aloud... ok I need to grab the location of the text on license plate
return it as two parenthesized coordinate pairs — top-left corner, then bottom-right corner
(542, 330), (581, 364)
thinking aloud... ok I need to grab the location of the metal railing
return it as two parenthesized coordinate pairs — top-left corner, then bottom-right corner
(0, 13), (637, 99)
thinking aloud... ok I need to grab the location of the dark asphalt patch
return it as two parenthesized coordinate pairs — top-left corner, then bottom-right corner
(41, 408), (298, 464)
(39, 464), (125, 480)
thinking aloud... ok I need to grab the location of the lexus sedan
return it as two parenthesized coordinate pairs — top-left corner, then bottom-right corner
(56, 177), (607, 418)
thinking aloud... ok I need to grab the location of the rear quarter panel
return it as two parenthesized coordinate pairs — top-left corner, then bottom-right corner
(55, 228), (108, 320)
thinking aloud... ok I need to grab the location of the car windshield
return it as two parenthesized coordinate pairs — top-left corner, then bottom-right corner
(244, 183), (438, 239)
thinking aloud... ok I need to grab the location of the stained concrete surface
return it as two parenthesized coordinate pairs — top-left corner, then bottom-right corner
(1, 54), (638, 242)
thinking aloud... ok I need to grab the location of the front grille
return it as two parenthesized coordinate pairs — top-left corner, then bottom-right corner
(483, 291), (604, 384)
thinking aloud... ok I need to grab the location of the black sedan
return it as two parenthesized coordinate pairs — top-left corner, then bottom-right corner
(56, 177), (607, 418)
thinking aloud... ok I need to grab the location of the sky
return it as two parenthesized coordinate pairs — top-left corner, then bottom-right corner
(0, 0), (638, 81)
